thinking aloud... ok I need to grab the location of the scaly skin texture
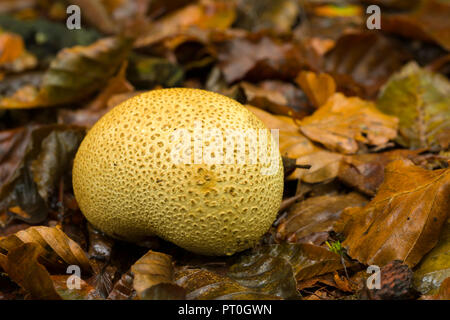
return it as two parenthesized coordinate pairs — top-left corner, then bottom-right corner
(73, 88), (283, 255)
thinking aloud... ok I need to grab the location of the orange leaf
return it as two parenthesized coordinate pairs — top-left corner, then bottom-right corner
(295, 71), (336, 108)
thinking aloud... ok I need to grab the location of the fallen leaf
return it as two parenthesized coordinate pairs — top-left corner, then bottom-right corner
(175, 268), (281, 300)
(217, 34), (320, 83)
(299, 93), (398, 154)
(295, 71), (336, 108)
(51, 275), (101, 300)
(338, 149), (422, 196)
(0, 125), (85, 223)
(241, 243), (351, 282)
(276, 193), (367, 244)
(0, 226), (92, 273)
(6, 242), (61, 300)
(234, 0), (300, 33)
(324, 32), (409, 98)
(377, 62), (450, 149)
(413, 218), (450, 295)
(131, 250), (186, 300)
(135, 0), (236, 48)
(337, 159), (450, 267)
(0, 36), (132, 108)
(381, 0), (450, 51)
(107, 271), (135, 300)
(432, 277), (450, 300)
(0, 31), (24, 65)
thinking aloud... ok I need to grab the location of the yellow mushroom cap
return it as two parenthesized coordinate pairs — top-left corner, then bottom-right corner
(72, 88), (283, 255)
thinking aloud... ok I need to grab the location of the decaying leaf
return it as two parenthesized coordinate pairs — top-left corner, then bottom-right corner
(131, 250), (186, 300)
(377, 62), (450, 149)
(0, 226), (92, 273)
(51, 275), (101, 300)
(276, 193), (367, 244)
(337, 159), (450, 267)
(0, 36), (132, 108)
(5, 243), (61, 300)
(0, 125), (85, 223)
(300, 93), (398, 154)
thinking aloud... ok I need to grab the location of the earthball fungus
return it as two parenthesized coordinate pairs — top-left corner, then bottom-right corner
(73, 88), (283, 255)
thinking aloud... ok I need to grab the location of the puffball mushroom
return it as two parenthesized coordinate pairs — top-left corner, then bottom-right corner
(72, 88), (283, 255)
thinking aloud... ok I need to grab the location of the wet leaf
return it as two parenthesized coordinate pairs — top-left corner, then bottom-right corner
(242, 243), (351, 282)
(377, 62), (450, 149)
(0, 226), (92, 273)
(175, 268), (281, 300)
(131, 250), (186, 300)
(299, 93), (398, 154)
(381, 0), (450, 51)
(5, 242), (61, 300)
(0, 36), (132, 108)
(337, 159), (450, 267)
(413, 219), (450, 295)
(276, 193), (367, 244)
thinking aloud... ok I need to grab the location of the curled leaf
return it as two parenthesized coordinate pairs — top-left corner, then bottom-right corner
(0, 226), (92, 273)
(6, 243), (61, 300)
(131, 250), (186, 300)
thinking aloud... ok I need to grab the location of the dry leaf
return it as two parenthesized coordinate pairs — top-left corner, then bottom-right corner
(300, 93), (398, 154)
(295, 71), (336, 108)
(0, 226), (92, 273)
(337, 159), (450, 267)
(6, 243), (61, 300)
(131, 250), (186, 300)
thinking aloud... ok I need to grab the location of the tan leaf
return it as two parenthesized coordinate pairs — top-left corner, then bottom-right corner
(0, 226), (92, 273)
(300, 93), (398, 154)
(131, 250), (186, 300)
(295, 71), (336, 108)
(337, 159), (450, 267)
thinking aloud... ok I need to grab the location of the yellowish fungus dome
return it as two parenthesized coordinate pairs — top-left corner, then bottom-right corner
(73, 88), (283, 255)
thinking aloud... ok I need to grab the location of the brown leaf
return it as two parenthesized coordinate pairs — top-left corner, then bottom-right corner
(324, 32), (409, 98)
(299, 93), (398, 154)
(381, 0), (450, 51)
(51, 275), (101, 300)
(175, 268), (281, 300)
(432, 277), (450, 300)
(295, 71), (336, 108)
(6, 243), (61, 300)
(135, 0), (236, 48)
(217, 34), (320, 83)
(338, 149), (422, 196)
(337, 159), (450, 267)
(107, 271), (136, 300)
(0, 37), (132, 108)
(131, 250), (186, 300)
(0, 226), (92, 273)
(276, 193), (367, 244)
